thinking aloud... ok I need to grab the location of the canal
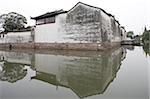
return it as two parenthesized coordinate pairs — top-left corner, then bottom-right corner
(0, 46), (149, 99)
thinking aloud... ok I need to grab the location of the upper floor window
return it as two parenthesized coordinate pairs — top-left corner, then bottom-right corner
(36, 17), (55, 25)
(36, 19), (45, 25)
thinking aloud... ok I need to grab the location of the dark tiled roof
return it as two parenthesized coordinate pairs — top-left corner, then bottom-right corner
(121, 26), (125, 29)
(31, 9), (67, 20)
(115, 20), (120, 25)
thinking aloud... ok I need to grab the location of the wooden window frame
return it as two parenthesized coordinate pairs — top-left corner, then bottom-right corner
(36, 16), (55, 25)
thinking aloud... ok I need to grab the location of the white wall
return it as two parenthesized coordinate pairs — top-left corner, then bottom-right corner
(0, 34), (6, 43)
(35, 23), (58, 43)
(114, 22), (121, 42)
(0, 31), (32, 43)
(101, 11), (113, 42)
(35, 13), (69, 43)
(6, 31), (32, 43)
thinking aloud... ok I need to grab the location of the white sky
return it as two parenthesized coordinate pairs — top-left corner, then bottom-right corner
(0, 0), (149, 34)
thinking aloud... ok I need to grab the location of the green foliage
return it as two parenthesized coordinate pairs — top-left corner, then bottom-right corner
(0, 12), (27, 32)
(143, 43), (150, 56)
(142, 30), (150, 42)
(127, 31), (134, 38)
(142, 27), (150, 56)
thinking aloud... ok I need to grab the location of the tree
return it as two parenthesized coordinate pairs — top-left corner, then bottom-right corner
(142, 27), (150, 43)
(0, 12), (27, 32)
(127, 31), (134, 38)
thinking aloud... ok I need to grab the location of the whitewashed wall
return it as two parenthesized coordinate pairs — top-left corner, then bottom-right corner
(0, 51), (32, 65)
(114, 22), (121, 42)
(6, 31), (32, 43)
(121, 28), (126, 40)
(0, 34), (6, 43)
(0, 31), (32, 43)
(101, 11), (113, 42)
(35, 13), (69, 43)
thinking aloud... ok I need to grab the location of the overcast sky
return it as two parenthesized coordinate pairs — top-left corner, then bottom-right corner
(0, 0), (149, 34)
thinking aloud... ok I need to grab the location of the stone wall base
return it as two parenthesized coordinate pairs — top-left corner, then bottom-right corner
(0, 42), (121, 51)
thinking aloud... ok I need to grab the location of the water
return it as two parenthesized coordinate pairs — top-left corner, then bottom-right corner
(0, 46), (149, 99)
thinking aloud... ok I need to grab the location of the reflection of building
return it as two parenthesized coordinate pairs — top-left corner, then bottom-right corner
(31, 48), (126, 98)
(143, 43), (150, 56)
(0, 50), (33, 65)
(122, 45), (135, 51)
(0, 48), (127, 98)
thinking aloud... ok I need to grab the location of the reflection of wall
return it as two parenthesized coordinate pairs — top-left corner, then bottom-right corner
(0, 51), (33, 65)
(34, 54), (68, 75)
(32, 47), (126, 98)
(143, 43), (150, 56)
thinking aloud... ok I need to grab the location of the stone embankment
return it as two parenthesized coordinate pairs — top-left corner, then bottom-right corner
(0, 42), (120, 51)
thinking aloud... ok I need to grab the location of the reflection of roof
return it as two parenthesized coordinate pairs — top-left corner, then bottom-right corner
(31, 9), (67, 20)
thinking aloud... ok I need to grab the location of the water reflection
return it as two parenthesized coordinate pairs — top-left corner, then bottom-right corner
(0, 48), (126, 98)
(122, 45), (135, 51)
(143, 43), (150, 56)
(0, 62), (27, 83)
(0, 51), (34, 83)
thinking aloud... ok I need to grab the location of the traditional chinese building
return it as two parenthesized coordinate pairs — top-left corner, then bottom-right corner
(31, 2), (126, 44)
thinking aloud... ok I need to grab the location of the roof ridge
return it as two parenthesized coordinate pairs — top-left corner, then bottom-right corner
(75, 2), (114, 17)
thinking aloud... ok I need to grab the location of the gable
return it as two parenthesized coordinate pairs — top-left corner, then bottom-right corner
(66, 3), (101, 24)
(68, 2), (99, 15)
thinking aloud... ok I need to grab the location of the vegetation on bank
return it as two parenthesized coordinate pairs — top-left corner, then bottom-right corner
(127, 31), (134, 39)
(142, 27), (150, 43)
(125, 27), (149, 56)
(141, 27), (150, 56)
(143, 42), (150, 56)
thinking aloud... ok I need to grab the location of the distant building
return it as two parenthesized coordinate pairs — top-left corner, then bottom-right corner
(31, 2), (126, 44)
